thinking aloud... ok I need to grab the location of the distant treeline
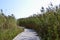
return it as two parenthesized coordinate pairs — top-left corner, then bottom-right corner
(17, 4), (60, 40)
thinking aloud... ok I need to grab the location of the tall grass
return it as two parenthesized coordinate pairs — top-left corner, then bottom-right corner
(0, 12), (24, 40)
(17, 5), (60, 40)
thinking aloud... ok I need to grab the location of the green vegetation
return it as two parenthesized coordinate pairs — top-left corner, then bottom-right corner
(0, 10), (23, 40)
(17, 4), (60, 40)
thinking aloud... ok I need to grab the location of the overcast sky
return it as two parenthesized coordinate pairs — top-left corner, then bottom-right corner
(0, 0), (60, 19)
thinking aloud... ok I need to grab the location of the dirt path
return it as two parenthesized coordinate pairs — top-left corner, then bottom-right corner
(13, 29), (40, 40)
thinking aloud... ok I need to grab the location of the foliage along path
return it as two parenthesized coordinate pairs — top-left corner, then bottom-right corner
(13, 29), (40, 40)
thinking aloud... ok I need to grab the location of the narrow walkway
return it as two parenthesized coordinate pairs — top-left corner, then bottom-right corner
(13, 29), (40, 40)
